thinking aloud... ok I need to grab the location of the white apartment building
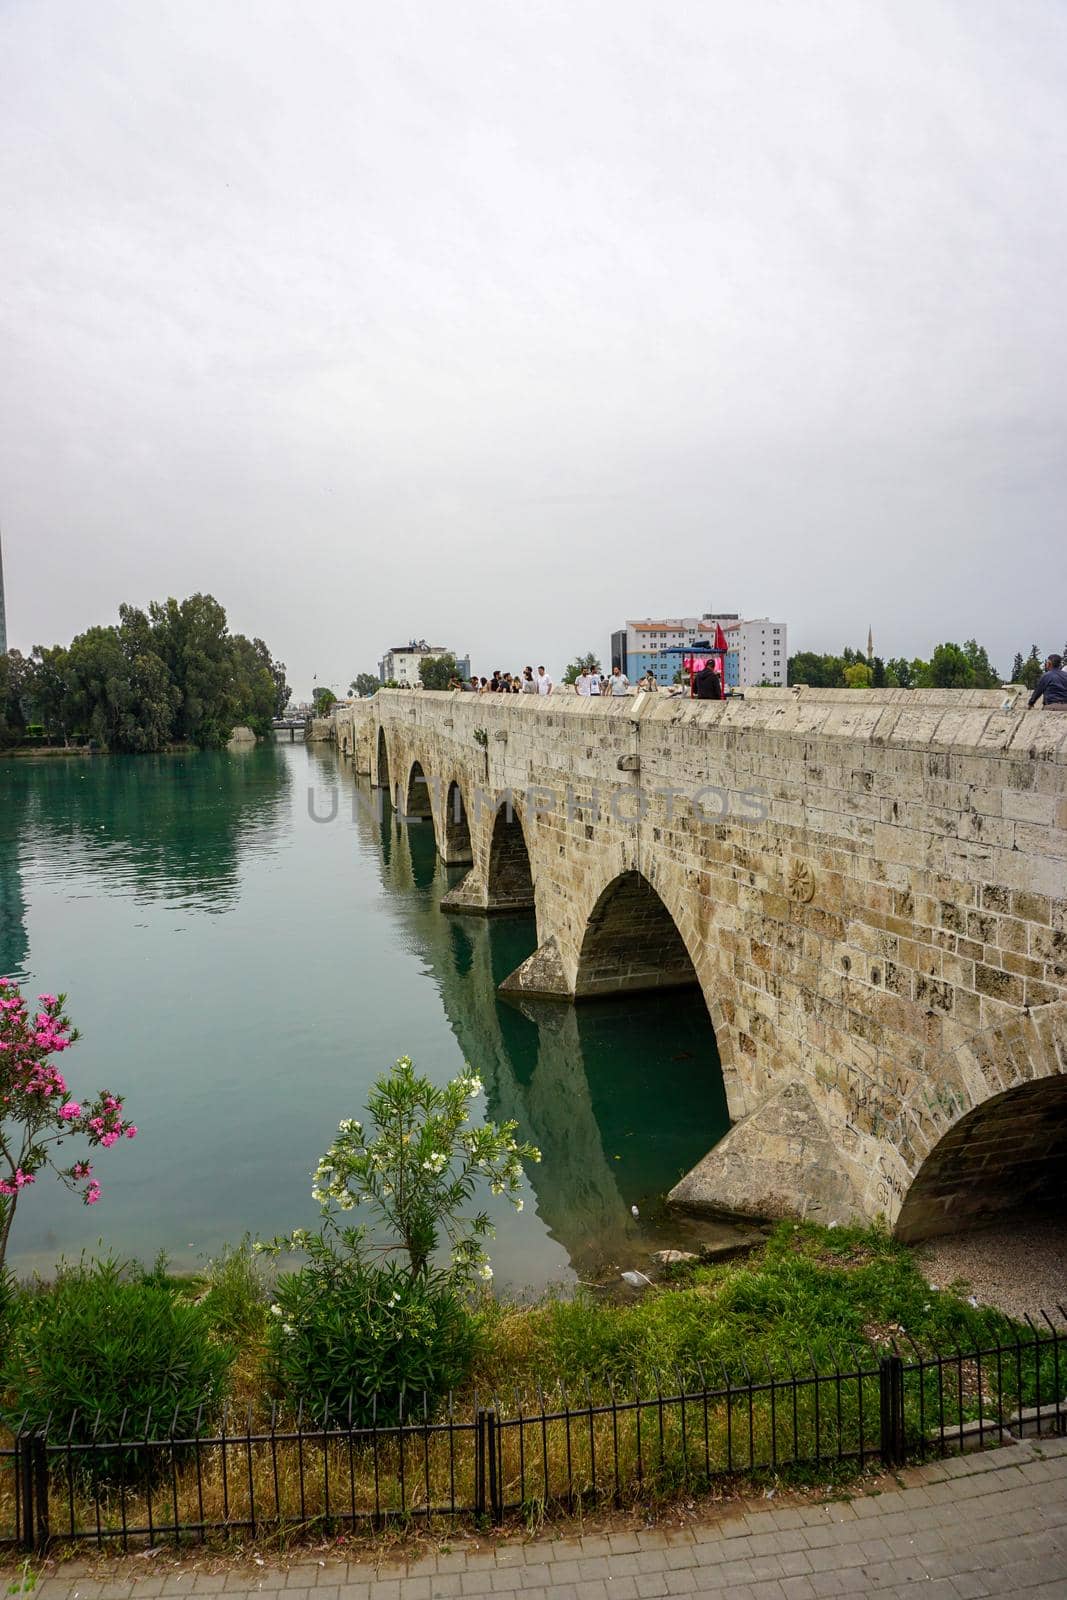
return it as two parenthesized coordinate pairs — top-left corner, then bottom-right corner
(378, 641), (471, 685)
(611, 612), (739, 681)
(723, 619), (787, 687)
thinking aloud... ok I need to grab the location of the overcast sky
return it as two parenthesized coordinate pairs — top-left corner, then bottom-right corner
(2, 0), (1065, 694)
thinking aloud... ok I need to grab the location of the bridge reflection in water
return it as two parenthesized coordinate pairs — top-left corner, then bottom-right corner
(335, 758), (731, 1282)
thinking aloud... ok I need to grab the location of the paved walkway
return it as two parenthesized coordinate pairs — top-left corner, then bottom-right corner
(30, 1436), (1067, 1600)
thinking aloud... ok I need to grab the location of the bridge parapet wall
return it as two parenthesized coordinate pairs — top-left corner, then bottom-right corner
(368, 689), (1067, 1236)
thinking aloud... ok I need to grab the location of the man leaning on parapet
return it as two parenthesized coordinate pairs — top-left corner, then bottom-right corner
(1028, 654), (1067, 707)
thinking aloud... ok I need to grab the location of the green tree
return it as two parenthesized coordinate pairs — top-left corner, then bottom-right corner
(787, 652), (845, 687)
(229, 634), (282, 737)
(418, 653), (458, 690)
(269, 654), (291, 719)
(842, 662), (873, 688)
(311, 686), (337, 715)
(924, 641), (975, 688)
(146, 593), (237, 747)
(871, 656), (886, 688)
(63, 626), (178, 753)
(1010, 652), (1025, 684)
(563, 652), (600, 685)
(961, 639), (1001, 688)
(350, 673), (380, 698)
(29, 645), (72, 741)
(1019, 646), (1043, 690)
(0, 650), (34, 747)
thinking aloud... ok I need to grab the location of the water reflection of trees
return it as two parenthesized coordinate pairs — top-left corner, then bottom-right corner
(0, 747), (291, 918)
(343, 766), (727, 1278)
(0, 769), (31, 978)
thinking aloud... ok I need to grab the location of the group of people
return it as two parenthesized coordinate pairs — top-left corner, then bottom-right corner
(442, 660), (729, 699)
(449, 667), (556, 695)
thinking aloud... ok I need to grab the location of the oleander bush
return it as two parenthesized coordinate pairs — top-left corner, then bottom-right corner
(266, 1251), (477, 1425)
(1, 1256), (233, 1479)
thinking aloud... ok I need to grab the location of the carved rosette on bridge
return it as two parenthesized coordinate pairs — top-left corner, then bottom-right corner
(786, 859), (816, 903)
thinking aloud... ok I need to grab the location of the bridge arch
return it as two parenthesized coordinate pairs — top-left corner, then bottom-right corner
(485, 800), (536, 913)
(442, 779), (474, 865)
(403, 759), (435, 822)
(574, 869), (699, 999)
(893, 1005), (1067, 1241)
(375, 727), (391, 796)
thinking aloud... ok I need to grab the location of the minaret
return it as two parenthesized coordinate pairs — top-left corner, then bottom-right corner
(0, 528), (7, 656)
(866, 625), (873, 663)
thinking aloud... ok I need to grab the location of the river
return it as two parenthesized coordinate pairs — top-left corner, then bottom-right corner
(0, 740), (729, 1292)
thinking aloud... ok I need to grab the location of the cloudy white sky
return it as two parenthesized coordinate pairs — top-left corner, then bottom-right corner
(2, 0), (1065, 694)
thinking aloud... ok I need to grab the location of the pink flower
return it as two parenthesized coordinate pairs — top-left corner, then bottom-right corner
(84, 1181), (102, 1206)
(125, 1124), (138, 1139)
(58, 1101), (82, 1121)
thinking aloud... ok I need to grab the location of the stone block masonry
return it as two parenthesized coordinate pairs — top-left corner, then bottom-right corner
(353, 689), (1066, 1240)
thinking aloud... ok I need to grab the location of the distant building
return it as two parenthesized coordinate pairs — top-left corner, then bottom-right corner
(612, 612), (740, 686)
(611, 610), (786, 688)
(379, 640), (471, 685)
(722, 619), (787, 687)
(0, 530), (7, 656)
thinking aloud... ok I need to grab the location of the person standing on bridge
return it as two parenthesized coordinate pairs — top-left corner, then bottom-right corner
(1028, 654), (1067, 707)
(536, 665), (553, 696)
(693, 660), (723, 700)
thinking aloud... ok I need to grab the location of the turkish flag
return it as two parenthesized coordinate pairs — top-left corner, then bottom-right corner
(714, 623), (729, 652)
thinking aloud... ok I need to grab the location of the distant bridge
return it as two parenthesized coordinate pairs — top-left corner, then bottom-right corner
(271, 718), (308, 741)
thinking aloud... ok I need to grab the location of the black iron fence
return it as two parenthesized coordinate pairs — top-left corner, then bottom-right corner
(2, 1315), (1064, 1551)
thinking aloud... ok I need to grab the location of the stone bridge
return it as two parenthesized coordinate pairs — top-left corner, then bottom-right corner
(335, 687), (1067, 1240)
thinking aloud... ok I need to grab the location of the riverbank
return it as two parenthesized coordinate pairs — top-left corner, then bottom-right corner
(2, 1220), (1063, 1552)
(918, 1215), (1067, 1325)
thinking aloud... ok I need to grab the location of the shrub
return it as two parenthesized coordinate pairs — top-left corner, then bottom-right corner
(200, 1236), (269, 1342)
(267, 1252), (476, 1424)
(2, 1257), (233, 1477)
(263, 1056), (540, 1422)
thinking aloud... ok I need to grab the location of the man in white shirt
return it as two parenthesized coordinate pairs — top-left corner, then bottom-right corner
(610, 665), (630, 696)
(536, 666), (553, 696)
(574, 669), (592, 696)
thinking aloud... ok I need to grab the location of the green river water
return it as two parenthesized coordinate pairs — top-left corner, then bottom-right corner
(0, 741), (729, 1292)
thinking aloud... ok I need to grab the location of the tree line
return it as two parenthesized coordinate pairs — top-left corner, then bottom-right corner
(0, 593), (289, 753)
(786, 639), (1032, 690)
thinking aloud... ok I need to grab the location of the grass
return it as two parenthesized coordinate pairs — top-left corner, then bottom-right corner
(0, 1223), (1059, 1550)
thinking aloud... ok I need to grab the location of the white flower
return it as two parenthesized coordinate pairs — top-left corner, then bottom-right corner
(515, 1199), (524, 1212)
(270, 1304), (283, 1317)
(389, 1292), (401, 1306)
(282, 1323), (295, 1337)
(478, 1263), (493, 1281)
(290, 1228), (309, 1247)
(490, 1182), (503, 1196)
(338, 1193), (354, 1210)
(467, 1076), (483, 1098)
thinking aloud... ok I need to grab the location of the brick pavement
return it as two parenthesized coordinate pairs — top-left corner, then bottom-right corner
(25, 1436), (1067, 1600)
